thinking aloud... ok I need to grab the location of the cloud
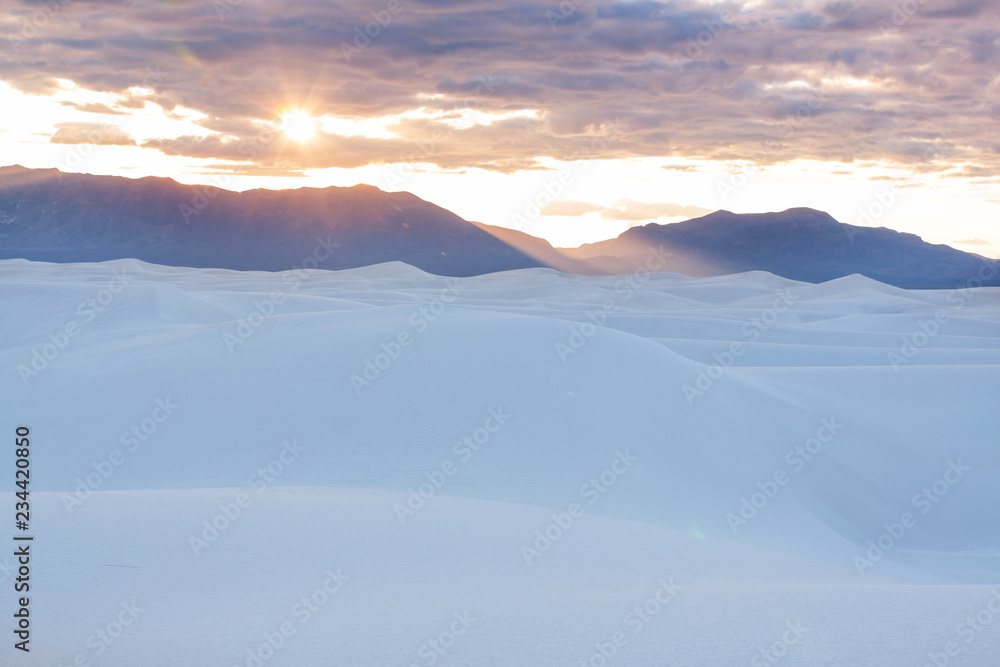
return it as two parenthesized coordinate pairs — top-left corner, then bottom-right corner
(59, 101), (130, 115)
(601, 200), (714, 221)
(955, 238), (989, 245)
(541, 201), (605, 216)
(0, 0), (997, 177)
(49, 123), (136, 146)
(542, 199), (713, 221)
(140, 120), (552, 172)
(660, 163), (705, 172)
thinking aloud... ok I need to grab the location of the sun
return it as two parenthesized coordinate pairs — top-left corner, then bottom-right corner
(280, 110), (316, 141)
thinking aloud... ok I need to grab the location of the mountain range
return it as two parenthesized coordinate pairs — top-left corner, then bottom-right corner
(1, 166), (995, 289)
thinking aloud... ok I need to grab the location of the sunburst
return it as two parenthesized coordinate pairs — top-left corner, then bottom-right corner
(280, 110), (316, 141)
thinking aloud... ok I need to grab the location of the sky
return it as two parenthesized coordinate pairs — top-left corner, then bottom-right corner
(0, 0), (998, 252)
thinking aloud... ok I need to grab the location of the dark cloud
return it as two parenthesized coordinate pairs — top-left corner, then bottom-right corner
(923, 0), (995, 19)
(0, 0), (997, 176)
(785, 12), (825, 30)
(969, 30), (999, 63)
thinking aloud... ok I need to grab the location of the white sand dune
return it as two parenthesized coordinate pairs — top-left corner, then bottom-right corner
(2, 259), (998, 666)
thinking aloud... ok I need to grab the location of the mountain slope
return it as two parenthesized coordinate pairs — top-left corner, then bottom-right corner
(563, 208), (1000, 289)
(0, 166), (544, 276)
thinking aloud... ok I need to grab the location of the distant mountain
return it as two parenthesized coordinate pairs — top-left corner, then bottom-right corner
(562, 208), (1000, 289)
(1, 167), (996, 289)
(0, 166), (546, 276)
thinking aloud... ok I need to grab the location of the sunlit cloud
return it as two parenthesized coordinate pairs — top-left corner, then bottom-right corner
(50, 123), (136, 146)
(541, 199), (713, 222)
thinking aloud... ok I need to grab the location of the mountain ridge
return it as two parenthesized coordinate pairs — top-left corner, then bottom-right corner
(562, 206), (998, 289)
(1, 166), (996, 289)
(0, 165), (546, 276)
